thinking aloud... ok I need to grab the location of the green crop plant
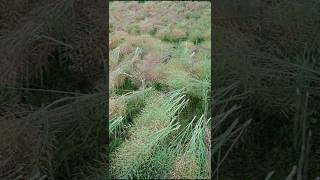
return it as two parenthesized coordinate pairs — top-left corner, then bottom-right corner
(109, 116), (125, 138)
(108, 2), (213, 179)
(156, 27), (187, 43)
(188, 29), (205, 44)
(127, 24), (141, 35)
(169, 114), (211, 179)
(110, 89), (188, 179)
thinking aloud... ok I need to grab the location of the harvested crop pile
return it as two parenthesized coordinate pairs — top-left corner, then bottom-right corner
(108, 1), (212, 179)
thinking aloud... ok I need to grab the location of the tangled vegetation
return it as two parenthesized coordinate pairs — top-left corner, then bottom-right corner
(108, 1), (212, 179)
(214, 0), (320, 179)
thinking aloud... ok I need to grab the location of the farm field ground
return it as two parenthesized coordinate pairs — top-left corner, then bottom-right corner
(108, 1), (211, 179)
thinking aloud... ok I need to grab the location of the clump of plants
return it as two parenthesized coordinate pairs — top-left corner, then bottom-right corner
(156, 26), (187, 42)
(188, 29), (206, 44)
(127, 24), (141, 35)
